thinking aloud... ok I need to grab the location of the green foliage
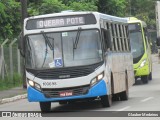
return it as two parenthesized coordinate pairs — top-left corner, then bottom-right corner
(0, 0), (157, 42)
(39, 0), (67, 14)
(128, 0), (156, 29)
(0, 0), (21, 41)
(68, 1), (97, 11)
(0, 73), (22, 91)
(97, 0), (127, 17)
(28, 0), (67, 16)
(28, 0), (97, 16)
(135, 12), (156, 29)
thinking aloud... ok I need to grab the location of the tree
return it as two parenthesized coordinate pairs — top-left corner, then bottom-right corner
(28, 0), (97, 16)
(68, 1), (97, 11)
(0, 0), (21, 41)
(28, 0), (67, 16)
(97, 0), (127, 17)
(0, 0), (157, 41)
(128, 0), (156, 29)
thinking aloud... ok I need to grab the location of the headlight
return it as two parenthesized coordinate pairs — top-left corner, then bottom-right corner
(97, 73), (103, 80)
(28, 79), (41, 91)
(139, 59), (147, 68)
(34, 83), (41, 91)
(90, 78), (97, 86)
(28, 80), (34, 87)
(90, 72), (104, 87)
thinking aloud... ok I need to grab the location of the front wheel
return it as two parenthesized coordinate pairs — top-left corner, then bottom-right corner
(141, 75), (149, 84)
(101, 95), (112, 107)
(39, 102), (51, 112)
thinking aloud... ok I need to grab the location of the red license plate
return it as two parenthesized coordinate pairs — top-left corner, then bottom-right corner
(59, 91), (73, 97)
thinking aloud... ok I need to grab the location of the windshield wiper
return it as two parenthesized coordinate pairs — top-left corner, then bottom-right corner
(41, 31), (54, 50)
(26, 36), (34, 66)
(73, 27), (82, 49)
(26, 36), (32, 51)
(41, 31), (54, 68)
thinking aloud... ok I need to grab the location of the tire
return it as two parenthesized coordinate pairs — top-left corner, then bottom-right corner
(119, 89), (129, 101)
(149, 72), (152, 80)
(112, 94), (120, 101)
(141, 75), (149, 84)
(39, 102), (51, 112)
(119, 73), (129, 101)
(101, 95), (112, 107)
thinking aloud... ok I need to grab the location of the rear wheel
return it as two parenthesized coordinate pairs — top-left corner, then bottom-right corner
(101, 95), (112, 107)
(119, 89), (129, 101)
(112, 94), (120, 101)
(141, 75), (148, 84)
(119, 72), (129, 101)
(39, 102), (51, 112)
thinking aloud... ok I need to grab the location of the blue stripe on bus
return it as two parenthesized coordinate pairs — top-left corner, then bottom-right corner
(27, 80), (107, 102)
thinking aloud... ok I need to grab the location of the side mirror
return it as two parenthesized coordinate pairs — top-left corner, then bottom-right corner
(156, 37), (160, 46)
(18, 32), (25, 57)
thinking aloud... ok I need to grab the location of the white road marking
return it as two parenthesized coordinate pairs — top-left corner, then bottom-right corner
(116, 106), (131, 111)
(141, 97), (154, 102)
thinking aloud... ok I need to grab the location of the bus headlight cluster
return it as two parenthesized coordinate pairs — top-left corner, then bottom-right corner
(28, 79), (41, 91)
(90, 72), (104, 87)
(139, 59), (147, 68)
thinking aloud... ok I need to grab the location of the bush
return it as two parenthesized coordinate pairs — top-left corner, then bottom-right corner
(0, 73), (22, 91)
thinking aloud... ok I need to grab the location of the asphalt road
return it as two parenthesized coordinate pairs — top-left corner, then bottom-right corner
(0, 55), (160, 119)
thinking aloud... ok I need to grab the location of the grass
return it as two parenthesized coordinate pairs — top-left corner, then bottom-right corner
(0, 73), (22, 91)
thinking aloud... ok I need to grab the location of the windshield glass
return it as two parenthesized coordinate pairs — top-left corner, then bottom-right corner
(25, 29), (102, 69)
(130, 31), (144, 58)
(129, 31), (144, 59)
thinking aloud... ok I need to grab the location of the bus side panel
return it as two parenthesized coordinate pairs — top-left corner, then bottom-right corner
(111, 53), (126, 94)
(125, 53), (135, 87)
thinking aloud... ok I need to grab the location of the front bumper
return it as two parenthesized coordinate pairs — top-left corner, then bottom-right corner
(27, 80), (107, 102)
(134, 64), (149, 77)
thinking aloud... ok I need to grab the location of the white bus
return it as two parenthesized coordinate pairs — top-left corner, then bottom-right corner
(19, 11), (135, 112)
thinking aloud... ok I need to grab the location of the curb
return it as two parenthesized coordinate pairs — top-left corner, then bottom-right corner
(0, 94), (27, 104)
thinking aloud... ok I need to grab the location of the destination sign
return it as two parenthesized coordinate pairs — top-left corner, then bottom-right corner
(37, 17), (84, 28)
(26, 14), (96, 30)
(128, 23), (141, 31)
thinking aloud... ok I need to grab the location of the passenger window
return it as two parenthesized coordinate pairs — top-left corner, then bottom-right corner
(102, 28), (112, 51)
(111, 24), (116, 51)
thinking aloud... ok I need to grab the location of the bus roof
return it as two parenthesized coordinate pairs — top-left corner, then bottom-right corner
(98, 13), (127, 23)
(125, 17), (147, 27)
(25, 11), (128, 23)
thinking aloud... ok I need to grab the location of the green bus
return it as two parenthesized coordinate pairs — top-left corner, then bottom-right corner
(127, 17), (152, 84)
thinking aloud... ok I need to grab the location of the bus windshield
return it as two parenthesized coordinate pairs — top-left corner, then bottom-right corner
(129, 30), (145, 63)
(25, 29), (102, 69)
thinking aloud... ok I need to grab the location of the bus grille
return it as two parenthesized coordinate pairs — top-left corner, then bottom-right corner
(42, 85), (90, 98)
(26, 62), (103, 79)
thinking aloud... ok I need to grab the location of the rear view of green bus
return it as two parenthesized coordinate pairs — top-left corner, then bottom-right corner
(127, 17), (152, 84)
